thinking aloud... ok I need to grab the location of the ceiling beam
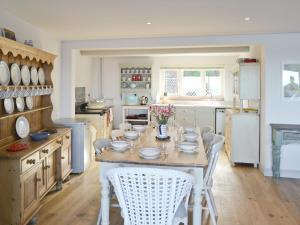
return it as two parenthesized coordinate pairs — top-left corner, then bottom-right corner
(80, 46), (249, 57)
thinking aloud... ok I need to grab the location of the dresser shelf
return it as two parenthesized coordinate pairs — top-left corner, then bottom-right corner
(0, 106), (52, 120)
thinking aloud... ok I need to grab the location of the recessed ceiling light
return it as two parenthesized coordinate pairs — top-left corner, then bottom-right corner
(244, 17), (251, 21)
(146, 22), (152, 25)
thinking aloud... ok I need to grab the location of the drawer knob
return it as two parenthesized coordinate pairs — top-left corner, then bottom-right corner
(66, 135), (70, 139)
(42, 149), (48, 154)
(36, 178), (41, 182)
(43, 165), (51, 169)
(61, 156), (65, 160)
(56, 140), (62, 145)
(26, 159), (36, 164)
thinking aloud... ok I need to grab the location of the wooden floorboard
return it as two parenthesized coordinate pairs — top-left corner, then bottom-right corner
(36, 151), (300, 225)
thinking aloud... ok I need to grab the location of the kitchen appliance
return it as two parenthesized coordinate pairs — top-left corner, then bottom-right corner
(215, 108), (225, 135)
(125, 94), (139, 105)
(55, 118), (97, 173)
(140, 96), (148, 105)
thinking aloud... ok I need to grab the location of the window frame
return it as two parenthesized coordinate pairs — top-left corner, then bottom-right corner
(161, 67), (225, 100)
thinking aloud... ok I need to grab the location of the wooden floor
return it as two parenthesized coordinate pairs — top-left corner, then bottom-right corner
(36, 151), (300, 225)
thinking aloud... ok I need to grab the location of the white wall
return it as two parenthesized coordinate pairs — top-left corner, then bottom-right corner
(101, 55), (239, 127)
(0, 9), (61, 119)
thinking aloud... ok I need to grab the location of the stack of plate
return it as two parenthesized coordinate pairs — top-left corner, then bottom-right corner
(183, 132), (198, 142)
(111, 141), (130, 152)
(139, 147), (161, 159)
(184, 127), (196, 133)
(178, 142), (198, 153)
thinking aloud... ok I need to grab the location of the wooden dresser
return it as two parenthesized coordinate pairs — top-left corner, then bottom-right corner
(0, 37), (72, 225)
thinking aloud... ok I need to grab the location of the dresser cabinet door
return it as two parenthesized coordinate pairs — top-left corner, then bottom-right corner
(46, 151), (57, 190)
(37, 159), (47, 198)
(61, 146), (72, 179)
(21, 165), (40, 224)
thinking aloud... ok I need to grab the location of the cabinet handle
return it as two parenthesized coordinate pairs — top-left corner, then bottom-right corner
(42, 149), (48, 154)
(36, 178), (41, 182)
(65, 135), (70, 139)
(26, 159), (36, 164)
(61, 156), (65, 159)
(56, 140), (62, 145)
(43, 165), (50, 169)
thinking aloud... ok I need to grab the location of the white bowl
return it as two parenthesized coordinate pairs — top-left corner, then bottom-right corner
(132, 125), (146, 132)
(139, 147), (161, 159)
(183, 132), (198, 142)
(179, 142), (197, 152)
(111, 141), (129, 151)
(124, 130), (139, 140)
(184, 127), (196, 133)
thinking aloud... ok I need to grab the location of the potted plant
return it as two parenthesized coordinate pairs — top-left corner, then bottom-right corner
(149, 104), (175, 138)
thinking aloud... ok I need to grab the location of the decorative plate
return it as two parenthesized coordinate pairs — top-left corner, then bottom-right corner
(4, 98), (14, 114)
(38, 68), (45, 85)
(10, 63), (21, 85)
(30, 66), (38, 85)
(16, 97), (25, 112)
(25, 96), (33, 109)
(0, 61), (10, 85)
(16, 116), (30, 138)
(21, 65), (31, 85)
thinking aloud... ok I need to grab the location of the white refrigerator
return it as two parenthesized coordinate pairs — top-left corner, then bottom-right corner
(55, 118), (97, 173)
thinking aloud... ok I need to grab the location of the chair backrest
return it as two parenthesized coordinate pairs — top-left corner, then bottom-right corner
(202, 132), (215, 154)
(120, 122), (132, 131)
(201, 126), (214, 137)
(111, 129), (124, 140)
(107, 167), (194, 225)
(204, 135), (225, 185)
(93, 138), (111, 155)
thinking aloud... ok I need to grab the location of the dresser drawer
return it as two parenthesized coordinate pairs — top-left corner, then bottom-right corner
(62, 131), (71, 148)
(21, 152), (40, 174)
(50, 138), (63, 151)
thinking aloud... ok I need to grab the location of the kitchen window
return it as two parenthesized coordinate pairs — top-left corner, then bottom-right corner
(161, 67), (224, 99)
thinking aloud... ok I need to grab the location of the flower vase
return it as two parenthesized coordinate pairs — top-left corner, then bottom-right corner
(157, 124), (168, 138)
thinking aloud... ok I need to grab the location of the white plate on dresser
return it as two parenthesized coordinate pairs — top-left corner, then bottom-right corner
(38, 68), (45, 85)
(11, 63), (21, 85)
(16, 97), (25, 112)
(30, 66), (38, 85)
(4, 98), (14, 114)
(25, 96), (33, 109)
(21, 65), (31, 85)
(0, 61), (10, 85)
(16, 116), (30, 138)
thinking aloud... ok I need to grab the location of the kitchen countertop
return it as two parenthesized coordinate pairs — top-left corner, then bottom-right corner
(152, 101), (232, 108)
(75, 105), (113, 115)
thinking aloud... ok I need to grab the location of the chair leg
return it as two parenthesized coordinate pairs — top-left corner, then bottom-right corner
(96, 207), (102, 225)
(208, 188), (218, 219)
(205, 191), (217, 225)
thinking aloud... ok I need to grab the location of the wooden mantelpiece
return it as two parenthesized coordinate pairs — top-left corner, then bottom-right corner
(0, 36), (55, 64)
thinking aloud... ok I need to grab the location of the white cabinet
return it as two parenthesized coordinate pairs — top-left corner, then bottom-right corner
(174, 106), (215, 129)
(233, 63), (260, 100)
(174, 107), (196, 127)
(195, 107), (215, 130)
(225, 109), (259, 167)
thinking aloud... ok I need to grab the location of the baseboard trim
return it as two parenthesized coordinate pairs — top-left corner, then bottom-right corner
(263, 168), (300, 179)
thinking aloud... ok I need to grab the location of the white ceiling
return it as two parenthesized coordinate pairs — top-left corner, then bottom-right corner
(1, 0), (300, 40)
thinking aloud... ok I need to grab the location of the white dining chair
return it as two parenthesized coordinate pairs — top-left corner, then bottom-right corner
(202, 132), (215, 154)
(93, 138), (111, 155)
(201, 126), (214, 137)
(202, 134), (225, 225)
(106, 167), (194, 225)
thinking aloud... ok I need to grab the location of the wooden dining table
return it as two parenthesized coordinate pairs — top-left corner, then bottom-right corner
(96, 126), (208, 225)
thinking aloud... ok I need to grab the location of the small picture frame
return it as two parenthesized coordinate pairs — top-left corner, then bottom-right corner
(0, 28), (16, 41)
(282, 63), (300, 100)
